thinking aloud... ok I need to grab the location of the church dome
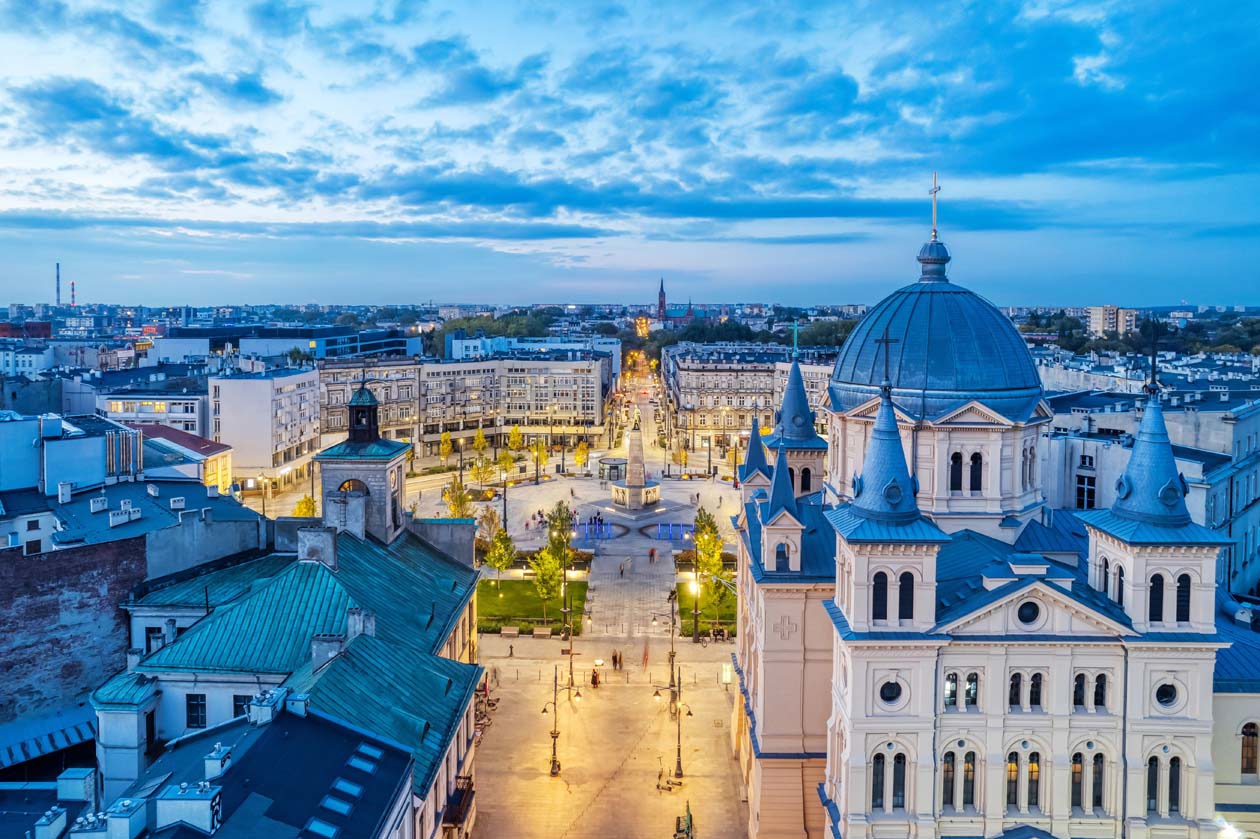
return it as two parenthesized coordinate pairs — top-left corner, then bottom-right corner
(829, 239), (1043, 421)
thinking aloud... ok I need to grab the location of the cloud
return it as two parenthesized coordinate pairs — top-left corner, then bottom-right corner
(247, 0), (308, 37)
(151, 0), (204, 28)
(188, 70), (283, 107)
(411, 38), (549, 106)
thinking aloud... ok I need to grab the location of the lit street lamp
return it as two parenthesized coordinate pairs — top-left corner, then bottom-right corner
(540, 664), (582, 776)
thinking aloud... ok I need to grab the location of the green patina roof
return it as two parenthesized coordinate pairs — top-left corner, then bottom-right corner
(315, 438), (411, 461)
(92, 671), (159, 709)
(348, 385), (378, 406)
(132, 555), (295, 608)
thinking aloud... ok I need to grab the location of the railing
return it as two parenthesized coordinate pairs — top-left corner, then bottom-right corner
(442, 775), (476, 826)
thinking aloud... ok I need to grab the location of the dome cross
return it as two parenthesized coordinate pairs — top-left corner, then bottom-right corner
(929, 171), (941, 241)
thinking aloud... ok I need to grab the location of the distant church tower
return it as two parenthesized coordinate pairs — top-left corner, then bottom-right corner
(658, 278), (666, 320)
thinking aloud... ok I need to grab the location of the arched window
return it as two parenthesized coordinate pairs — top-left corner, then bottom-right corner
(800, 467), (812, 493)
(1071, 753), (1084, 808)
(1168, 756), (1181, 814)
(1028, 450), (1036, 487)
(788, 467), (795, 488)
(1073, 674), (1087, 708)
(942, 752), (956, 809)
(1146, 757), (1159, 812)
(950, 452), (963, 492)
(1006, 752), (1019, 808)
(1009, 673), (1022, 708)
(1021, 449), (1029, 490)
(338, 478), (369, 494)
(898, 572), (915, 621)
(965, 673), (979, 708)
(969, 452), (984, 493)
(1102, 557), (1110, 597)
(1091, 754), (1105, 811)
(1030, 673), (1043, 709)
(1176, 574), (1191, 622)
(774, 543), (790, 572)
(872, 572), (888, 622)
(871, 753), (885, 810)
(1094, 674), (1107, 712)
(962, 751), (976, 807)
(1150, 574), (1165, 622)
(944, 673), (958, 708)
(1028, 752), (1041, 809)
(1243, 723), (1259, 776)
(892, 754), (907, 809)
(1115, 566), (1125, 606)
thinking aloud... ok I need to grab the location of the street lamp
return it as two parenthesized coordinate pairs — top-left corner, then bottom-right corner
(540, 664), (582, 777)
(691, 564), (701, 643)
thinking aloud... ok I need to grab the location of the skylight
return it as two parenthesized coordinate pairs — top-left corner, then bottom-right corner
(320, 795), (353, 816)
(331, 778), (363, 798)
(304, 818), (339, 838)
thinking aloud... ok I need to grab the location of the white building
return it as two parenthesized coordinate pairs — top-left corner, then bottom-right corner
(210, 367), (320, 494)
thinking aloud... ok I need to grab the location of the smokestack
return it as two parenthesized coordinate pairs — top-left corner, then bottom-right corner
(71, 280), (76, 307)
(56, 262), (61, 307)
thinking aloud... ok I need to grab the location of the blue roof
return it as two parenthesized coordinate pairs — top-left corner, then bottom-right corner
(1214, 596), (1260, 693)
(1110, 393), (1193, 526)
(825, 504), (949, 544)
(740, 492), (836, 584)
(1076, 508), (1230, 546)
(829, 238), (1043, 421)
(848, 386), (921, 525)
(1014, 509), (1089, 557)
(763, 359), (827, 451)
(737, 414), (770, 482)
(765, 446), (797, 521)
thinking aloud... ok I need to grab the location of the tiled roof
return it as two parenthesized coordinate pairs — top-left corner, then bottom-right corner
(125, 423), (230, 456)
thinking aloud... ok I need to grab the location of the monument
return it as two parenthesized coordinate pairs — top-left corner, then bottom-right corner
(610, 412), (660, 510)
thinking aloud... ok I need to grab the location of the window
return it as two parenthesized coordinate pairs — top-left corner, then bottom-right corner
(1102, 558), (1110, 597)
(1150, 574), (1165, 622)
(1176, 574), (1191, 622)
(1074, 674), (1087, 708)
(1029, 674), (1043, 709)
(1243, 723), (1258, 776)
(871, 753), (885, 810)
(965, 672), (979, 708)
(1028, 752), (1041, 808)
(1147, 757), (1159, 812)
(898, 572), (914, 621)
(942, 752), (956, 809)
(1080, 454), (1095, 468)
(1009, 673), (1022, 708)
(950, 452), (963, 492)
(969, 452), (983, 493)
(1094, 674), (1107, 711)
(944, 673), (958, 708)
(774, 543), (790, 572)
(186, 693), (207, 729)
(892, 754), (907, 809)
(233, 695), (252, 718)
(25, 519), (38, 532)
(1092, 754), (1105, 811)
(872, 572), (888, 622)
(1006, 752), (1019, 808)
(879, 682), (903, 704)
(1115, 566), (1125, 606)
(1169, 757), (1181, 814)
(1071, 753), (1084, 808)
(962, 751), (976, 807)
(800, 467), (812, 493)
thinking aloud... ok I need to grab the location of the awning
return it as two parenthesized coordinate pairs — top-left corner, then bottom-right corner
(0, 705), (96, 769)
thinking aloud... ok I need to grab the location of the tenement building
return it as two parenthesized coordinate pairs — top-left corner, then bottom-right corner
(732, 226), (1260, 839)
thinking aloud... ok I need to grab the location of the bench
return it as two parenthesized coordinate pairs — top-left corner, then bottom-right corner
(500, 626), (520, 639)
(532, 627), (552, 639)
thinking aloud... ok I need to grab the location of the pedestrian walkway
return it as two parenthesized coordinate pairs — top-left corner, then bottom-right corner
(584, 539), (678, 639)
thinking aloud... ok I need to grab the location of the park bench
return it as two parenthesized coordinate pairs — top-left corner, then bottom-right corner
(500, 626), (520, 639)
(532, 627), (552, 639)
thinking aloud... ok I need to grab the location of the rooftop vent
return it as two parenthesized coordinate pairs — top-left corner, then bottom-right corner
(170, 497), (185, 510)
(147, 484), (159, 497)
(57, 481), (73, 503)
(89, 496), (108, 514)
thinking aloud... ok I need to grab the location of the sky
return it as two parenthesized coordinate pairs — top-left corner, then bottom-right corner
(0, 0), (1257, 307)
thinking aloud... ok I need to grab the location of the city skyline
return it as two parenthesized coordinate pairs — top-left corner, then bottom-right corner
(1, 1), (1257, 306)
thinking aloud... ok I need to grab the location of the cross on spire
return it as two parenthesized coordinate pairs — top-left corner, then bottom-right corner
(1146, 320), (1162, 396)
(929, 171), (941, 241)
(874, 325), (900, 394)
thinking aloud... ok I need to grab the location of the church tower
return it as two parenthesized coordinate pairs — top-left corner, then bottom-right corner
(737, 412), (772, 505)
(314, 377), (412, 544)
(763, 354), (827, 498)
(657, 277), (666, 320)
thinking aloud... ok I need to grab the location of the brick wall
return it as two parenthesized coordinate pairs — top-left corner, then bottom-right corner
(0, 536), (147, 725)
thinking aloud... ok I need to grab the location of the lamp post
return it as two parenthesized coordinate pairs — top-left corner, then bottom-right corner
(540, 665), (582, 777)
(674, 693), (693, 779)
(501, 463), (508, 524)
(650, 590), (680, 714)
(692, 566), (700, 643)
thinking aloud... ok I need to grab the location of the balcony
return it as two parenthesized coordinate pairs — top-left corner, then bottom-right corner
(442, 776), (476, 827)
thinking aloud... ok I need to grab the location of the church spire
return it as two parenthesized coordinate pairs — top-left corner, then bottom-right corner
(772, 359), (814, 443)
(739, 412), (769, 481)
(766, 445), (797, 520)
(850, 333), (920, 523)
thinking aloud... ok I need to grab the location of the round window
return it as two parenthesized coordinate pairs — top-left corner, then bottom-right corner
(1017, 601), (1041, 625)
(1155, 683), (1178, 707)
(879, 682), (903, 704)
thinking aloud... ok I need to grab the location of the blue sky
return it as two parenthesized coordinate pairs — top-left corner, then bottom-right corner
(0, 0), (1256, 307)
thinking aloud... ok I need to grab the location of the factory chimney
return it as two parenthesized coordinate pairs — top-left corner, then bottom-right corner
(56, 262), (61, 306)
(71, 280), (76, 307)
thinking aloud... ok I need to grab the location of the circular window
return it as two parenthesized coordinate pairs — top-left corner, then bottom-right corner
(1017, 601), (1041, 625)
(879, 682), (903, 704)
(1155, 684), (1178, 707)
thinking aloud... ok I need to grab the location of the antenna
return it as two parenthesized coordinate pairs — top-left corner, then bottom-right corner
(929, 171), (941, 241)
(56, 262), (61, 307)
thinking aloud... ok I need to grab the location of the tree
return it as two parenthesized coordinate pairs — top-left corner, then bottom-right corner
(472, 426), (489, 456)
(536, 502), (575, 626)
(528, 547), (564, 623)
(573, 441), (589, 471)
(672, 448), (689, 468)
(477, 505), (502, 543)
(442, 474), (475, 518)
(470, 456), (496, 488)
(293, 494), (316, 517)
(693, 506), (729, 622)
(496, 449), (516, 479)
(485, 528), (516, 584)
(405, 441), (416, 471)
(439, 431), (453, 465)
(508, 425), (524, 452)
(530, 438), (548, 479)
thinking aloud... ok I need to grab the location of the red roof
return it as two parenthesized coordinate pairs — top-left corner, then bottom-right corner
(125, 423), (231, 457)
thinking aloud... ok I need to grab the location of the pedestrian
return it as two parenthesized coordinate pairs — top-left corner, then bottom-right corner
(619, 564), (625, 577)
(508, 644), (514, 658)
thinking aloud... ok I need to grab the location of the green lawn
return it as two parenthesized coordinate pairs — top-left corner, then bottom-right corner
(478, 579), (589, 636)
(676, 582), (737, 637)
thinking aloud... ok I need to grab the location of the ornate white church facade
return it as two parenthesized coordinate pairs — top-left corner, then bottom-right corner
(732, 229), (1260, 839)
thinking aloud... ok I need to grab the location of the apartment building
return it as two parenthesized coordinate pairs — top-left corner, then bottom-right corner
(1086, 303), (1139, 337)
(210, 367), (320, 494)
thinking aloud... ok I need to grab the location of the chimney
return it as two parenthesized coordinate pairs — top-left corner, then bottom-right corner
(297, 526), (338, 571)
(311, 633), (345, 671)
(164, 618), (177, 644)
(105, 796), (146, 839)
(34, 806), (66, 839)
(346, 607), (375, 641)
(57, 481), (73, 503)
(206, 485), (219, 498)
(247, 688), (288, 726)
(126, 648), (142, 671)
(153, 782), (221, 836)
(203, 742), (231, 780)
